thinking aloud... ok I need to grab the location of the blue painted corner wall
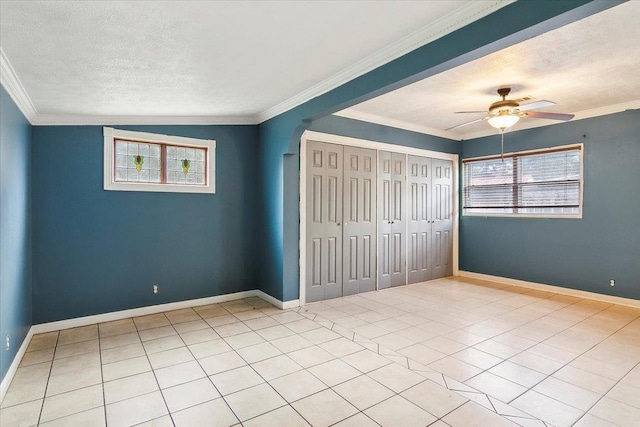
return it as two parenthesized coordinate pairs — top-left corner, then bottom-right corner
(1, 0), (633, 390)
(460, 110), (640, 300)
(0, 86), (33, 383)
(257, 0), (606, 302)
(309, 115), (460, 155)
(31, 125), (260, 323)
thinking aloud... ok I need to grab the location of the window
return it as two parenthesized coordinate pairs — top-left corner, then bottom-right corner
(463, 144), (582, 217)
(104, 127), (215, 193)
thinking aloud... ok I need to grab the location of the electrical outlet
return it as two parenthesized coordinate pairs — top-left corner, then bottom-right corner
(5, 334), (9, 351)
(610, 279), (615, 287)
(153, 284), (159, 294)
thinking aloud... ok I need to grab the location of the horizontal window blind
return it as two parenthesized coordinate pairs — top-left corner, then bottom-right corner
(463, 146), (582, 216)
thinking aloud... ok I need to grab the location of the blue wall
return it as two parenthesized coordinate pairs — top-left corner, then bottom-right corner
(309, 115), (460, 154)
(460, 110), (640, 300)
(31, 125), (260, 323)
(0, 86), (32, 383)
(258, 0), (607, 301)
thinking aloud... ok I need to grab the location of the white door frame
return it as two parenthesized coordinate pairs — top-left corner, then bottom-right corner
(299, 130), (459, 305)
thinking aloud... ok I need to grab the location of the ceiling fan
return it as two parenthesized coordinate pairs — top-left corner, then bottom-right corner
(446, 87), (575, 131)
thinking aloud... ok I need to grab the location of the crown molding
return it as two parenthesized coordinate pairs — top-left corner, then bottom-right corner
(572, 99), (640, 122)
(0, 46), (257, 126)
(2, 2), (513, 126)
(333, 109), (462, 141)
(31, 114), (259, 126)
(0, 48), (38, 122)
(256, 0), (515, 123)
(460, 99), (640, 140)
(335, 99), (640, 142)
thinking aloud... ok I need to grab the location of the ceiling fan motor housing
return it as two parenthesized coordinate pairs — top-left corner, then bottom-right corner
(490, 87), (519, 113)
(489, 99), (519, 113)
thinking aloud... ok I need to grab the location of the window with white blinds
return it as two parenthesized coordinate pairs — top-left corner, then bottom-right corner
(463, 145), (582, 217)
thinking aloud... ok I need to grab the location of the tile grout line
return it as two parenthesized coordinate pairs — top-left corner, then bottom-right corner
(166, 300), (294, 425)
(134, 312), (177, 427)
(569, 357), (640, 426)
(226, 303), (351, 426)
(171, 303), (254, 423)
(35, 331), (59, 426)
(500, 307), (640, 414)
(97, 325), (108, 427)
(14, 285), (639, 427)
(364, 284), (640, 425)
(318, 287), (599, 424)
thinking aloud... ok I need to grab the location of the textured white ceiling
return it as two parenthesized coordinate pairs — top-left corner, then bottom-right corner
(336, 1), (640, 140)
(0, 0), (507, 124)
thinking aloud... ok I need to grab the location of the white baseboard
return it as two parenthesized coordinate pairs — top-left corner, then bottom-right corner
(31, 290), (261, 334)
(1, 288), (293, 405)
(255, 290), (300, 310)
(0, 327), (34, 405)
(458, 271), (640, 309)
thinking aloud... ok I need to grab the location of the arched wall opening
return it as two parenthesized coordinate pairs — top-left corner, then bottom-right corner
(257, 1), (621, 303)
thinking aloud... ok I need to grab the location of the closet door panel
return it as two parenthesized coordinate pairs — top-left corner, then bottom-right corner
(432, 158), (453, 279)
(343, 146), (377, 296)
(408, 155), (432, 284)
(378, 151), (392, 290)
(306, 141), (343, 302)
(389, 153), (406, 287)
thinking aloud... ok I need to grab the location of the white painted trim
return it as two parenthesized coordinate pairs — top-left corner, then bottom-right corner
(103, 127), (216, 194)
(461, 142), (583, 162)
(333, 110), (462, 141)
(0, 289), (291, 404)
(31, 290), (258, 335)
(32, 114), (258, 126)
(461, 100), (640, 141)
(458, 271), (640, 309)
(256, 1), (515, 123)
(0, 328), (34, 405)
(452, 159), (460, 276)
(255, 290), (300, 310)
(299, 131), (460, 305)
(571, 99), (640, 122)
(2, 2), (512, 127)
(0, 48), (38, 123)
(299, 138), (308, 306)
(302, 131), (459, 161)
(337, 101), (640, 144)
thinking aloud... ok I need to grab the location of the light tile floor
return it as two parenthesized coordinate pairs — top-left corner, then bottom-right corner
(1, 277), (639, 427)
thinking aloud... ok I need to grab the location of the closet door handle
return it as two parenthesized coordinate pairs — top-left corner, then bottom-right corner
(337, 222), (341, 226)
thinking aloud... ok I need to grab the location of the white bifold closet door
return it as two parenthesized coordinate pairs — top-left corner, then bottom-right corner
(378, 151), (406, 289)
(305, 141), (377, 303)
(305, 140), (453, 302)
(408, 155), (432, 283)
(431, 158), (454, 279)
(407, 156), (454, 283)
(342, 146), (377, 296)
(306, 141), (344, 303)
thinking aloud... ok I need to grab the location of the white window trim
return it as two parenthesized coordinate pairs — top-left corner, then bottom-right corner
(103, 127), (216, 194)
(462, 143), (583, 219)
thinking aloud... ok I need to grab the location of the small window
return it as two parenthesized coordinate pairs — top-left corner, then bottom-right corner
(463, 144), (582, 218)
(104, 127), (215, 193)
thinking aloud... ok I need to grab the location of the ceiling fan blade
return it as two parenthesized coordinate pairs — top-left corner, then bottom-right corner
(445, 117), (488, 131)
(525, 111), (574, 121)
(518, 100), (556, 111)
(454, 110), (487, 114)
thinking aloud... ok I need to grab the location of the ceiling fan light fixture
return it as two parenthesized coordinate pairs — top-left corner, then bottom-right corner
(488, 111), (520, 130)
